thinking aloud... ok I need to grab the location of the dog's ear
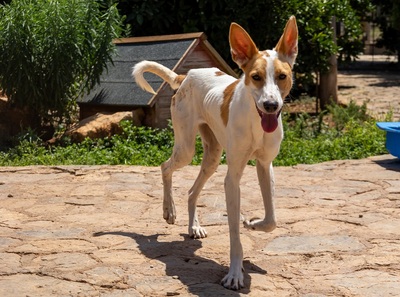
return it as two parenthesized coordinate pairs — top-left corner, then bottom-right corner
(274, 16), (298, 68)
(229, 23), (258, 68)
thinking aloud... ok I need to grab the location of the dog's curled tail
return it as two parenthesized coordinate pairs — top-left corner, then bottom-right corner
(132, 60), (184, 95)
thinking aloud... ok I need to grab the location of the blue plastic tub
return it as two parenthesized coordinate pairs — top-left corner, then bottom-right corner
(376, 122), (400, 158)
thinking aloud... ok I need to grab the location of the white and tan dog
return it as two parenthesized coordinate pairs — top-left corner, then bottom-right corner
(133, 16), (298, 290)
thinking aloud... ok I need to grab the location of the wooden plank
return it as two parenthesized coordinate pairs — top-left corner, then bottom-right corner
(157, 97), (172, 109)
(187, 47), (212, 62)
(171, 39), (200, 74)
(201, 40), (238, 77)
(156, 110), (172, 128)
(175, 41), (237, 77)
(154, 98), (172, 128)
(142, 106), (156, 127)
(148, 83), (174, 107)
(114, 32), (206, 44)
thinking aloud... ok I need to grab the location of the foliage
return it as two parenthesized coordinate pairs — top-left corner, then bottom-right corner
(274, 0), (373, 92)
(117, 0), (372, 92)
(0, 122), (175, 166)
(0, 103), (388, 167)
(274, 101), (388, 166)
(117, 0), (277, 67)
(275, 118), (386, 165)
(0, 0), (123, 127)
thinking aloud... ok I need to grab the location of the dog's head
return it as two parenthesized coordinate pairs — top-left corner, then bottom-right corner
(229, 16), (298, 133)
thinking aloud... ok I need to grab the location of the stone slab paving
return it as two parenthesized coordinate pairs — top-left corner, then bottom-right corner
(338, 56), (400, 121)
(0, 155), (399, 296)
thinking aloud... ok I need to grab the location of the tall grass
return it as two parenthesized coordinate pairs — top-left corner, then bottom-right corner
(0, 102), (389, 167)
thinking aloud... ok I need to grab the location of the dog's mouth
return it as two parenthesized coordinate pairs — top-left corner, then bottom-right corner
(256, 106), (282, 133)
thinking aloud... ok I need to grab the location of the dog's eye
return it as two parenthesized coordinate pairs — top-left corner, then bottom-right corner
(252, 74), (261, 81)
(278, 74), (287, 80)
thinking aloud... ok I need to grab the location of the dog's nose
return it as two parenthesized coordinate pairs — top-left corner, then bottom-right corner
(263, 101), (279, 113)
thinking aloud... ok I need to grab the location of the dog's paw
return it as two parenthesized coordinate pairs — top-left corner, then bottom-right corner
(163, 209), (176, 224)
(221, 269), (244, 290)
(243, 217), (276, 232)
(189, 226), (207, 239)
(163, 200), (176, 224)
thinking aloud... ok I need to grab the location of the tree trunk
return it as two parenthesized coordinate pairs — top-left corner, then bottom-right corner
(318, 16), (338, 110)
(318, 55), (338, 110)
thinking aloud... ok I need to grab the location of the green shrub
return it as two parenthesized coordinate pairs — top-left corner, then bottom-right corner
(0, 0), (123, 128)
(274, 101), (388, 166)
(0, 103), (388, 167)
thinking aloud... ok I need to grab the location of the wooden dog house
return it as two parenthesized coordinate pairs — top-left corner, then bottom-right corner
(77, 32), (237, 128)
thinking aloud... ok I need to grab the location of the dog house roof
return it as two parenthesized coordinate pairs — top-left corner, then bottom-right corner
(78, 32), (236, 108)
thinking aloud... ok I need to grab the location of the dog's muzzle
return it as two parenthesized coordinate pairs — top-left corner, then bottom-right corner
(256, 104), (282, 133)
(263, 101), (279, 113)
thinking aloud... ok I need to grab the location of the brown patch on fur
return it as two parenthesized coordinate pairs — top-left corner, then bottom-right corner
(243, 53), (267, 88)
(174, 75), (186, 87)
(274, 59), (293, 97)
(215, 71), (227, 76)
(240, 52), (293, 99)
(221, 79), (240, 126)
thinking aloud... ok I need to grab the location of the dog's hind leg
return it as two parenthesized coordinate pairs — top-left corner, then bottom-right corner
(188, 124), (222, 238)
(161, 139), (196, 224)
(161, 96), (197, 225)
(243, 160), (277, 232)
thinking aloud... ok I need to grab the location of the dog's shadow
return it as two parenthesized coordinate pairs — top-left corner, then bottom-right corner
(94, 231), (266, 296)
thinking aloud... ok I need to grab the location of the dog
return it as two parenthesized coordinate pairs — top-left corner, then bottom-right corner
(133, 16), (298, 290)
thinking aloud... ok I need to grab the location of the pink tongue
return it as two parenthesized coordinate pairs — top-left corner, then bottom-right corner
(261, 113), (278, 133)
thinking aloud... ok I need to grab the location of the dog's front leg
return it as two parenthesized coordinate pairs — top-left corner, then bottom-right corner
(221, 160), (247, 290)
(244, 160), (277, 232)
